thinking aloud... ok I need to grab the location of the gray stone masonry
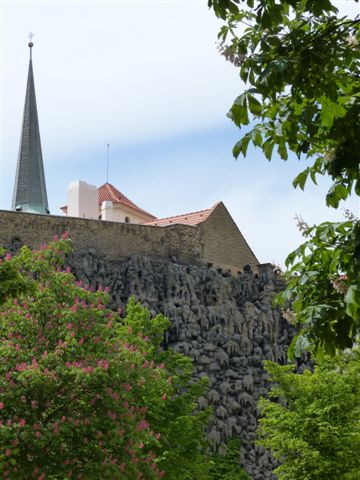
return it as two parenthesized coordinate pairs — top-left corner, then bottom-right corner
(69, 251), (293, 480)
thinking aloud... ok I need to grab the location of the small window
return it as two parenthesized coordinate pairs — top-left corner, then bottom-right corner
(125, 216), (131, 223)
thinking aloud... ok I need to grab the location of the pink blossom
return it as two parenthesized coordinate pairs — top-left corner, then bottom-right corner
(36, 431), (41, 439)
(156, 433), (161, 440)
(0, 402), (4, 409)
(19, 419), (26, 427)
(5, 449), (11, 457)
(161, 393), (167, 401)
(139, 442), (144, 449)
(53, 234), (58, 241)
(136, 420), (149, 432)
(62, 231), (69, 239)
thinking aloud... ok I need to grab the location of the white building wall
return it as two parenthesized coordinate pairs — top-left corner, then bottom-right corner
(101, 201), (114, 221)
(67, 181), (98, 219)
(99, 203), (147, 224)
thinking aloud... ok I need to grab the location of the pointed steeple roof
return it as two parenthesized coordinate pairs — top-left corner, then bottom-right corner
(12, 39), (49, 214)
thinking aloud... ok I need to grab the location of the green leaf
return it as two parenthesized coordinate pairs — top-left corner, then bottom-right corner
(233, 135), (251, 158)
(355, 179), (360, 196)
(229, 101), (249, 126)
(326, 183), (349, 208)
(263, 140), (275, 160)
(278, 142), (288, 160)
(251, 129), (263, 147)
(287, 334), (298, 361)
(293, 169), (310, 190)
(320, 104), (335, 128)
(344, 285), (360, 309)
(247, 94), (262, 115)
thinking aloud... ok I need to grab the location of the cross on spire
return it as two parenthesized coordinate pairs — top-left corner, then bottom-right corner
(28, 31), (34, 42)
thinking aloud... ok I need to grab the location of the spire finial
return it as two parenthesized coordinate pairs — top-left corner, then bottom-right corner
(28, 31), (34, 53)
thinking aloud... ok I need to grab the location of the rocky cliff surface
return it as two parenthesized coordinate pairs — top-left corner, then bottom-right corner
(70, 251), (293, 480)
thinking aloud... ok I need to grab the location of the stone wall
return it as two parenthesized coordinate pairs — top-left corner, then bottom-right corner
(0, 208), (258, 272)
(70, 252), (292, 480)
(0, 210), (202, 265)
(200, 202), (259, 273)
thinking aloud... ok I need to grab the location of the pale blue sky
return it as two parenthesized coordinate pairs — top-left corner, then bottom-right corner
(1, 0), (359, 265)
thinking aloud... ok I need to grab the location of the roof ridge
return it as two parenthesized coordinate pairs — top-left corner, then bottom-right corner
(153, 205), (216, 223)
(98, 182), (156, 219)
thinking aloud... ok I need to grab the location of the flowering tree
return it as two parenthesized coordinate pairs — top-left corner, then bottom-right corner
(209, 0), (360, 353)
(0, 236), (209, 479)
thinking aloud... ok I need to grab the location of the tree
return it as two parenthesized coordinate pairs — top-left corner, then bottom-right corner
(275, 217), (360, 355)
(0, 237), (211, 479)
(209, 0), (360, 352)
(0, 248), (30, 305)
(257, 349), (360, 480)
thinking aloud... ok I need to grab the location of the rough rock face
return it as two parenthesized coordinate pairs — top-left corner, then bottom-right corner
(70, 251), (293, 480)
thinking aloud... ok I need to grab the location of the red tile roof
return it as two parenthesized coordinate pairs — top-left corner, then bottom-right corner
(144, 203), (219, 227)
(98, 183), (156, 219)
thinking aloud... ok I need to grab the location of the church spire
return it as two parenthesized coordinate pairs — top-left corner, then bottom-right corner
(12, 35), (49, 214)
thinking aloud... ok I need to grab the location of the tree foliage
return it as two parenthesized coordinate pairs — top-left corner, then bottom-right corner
(209, 0), (360, 351)
(258, 350), (360, 480)
(0, 237), (212, 479)
(210, 0), (359, 206)
(0, 248), (30, 305)
(275, 219), (360, 355)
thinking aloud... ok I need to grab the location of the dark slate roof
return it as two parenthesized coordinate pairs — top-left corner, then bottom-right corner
(12, 47), (49, 214)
